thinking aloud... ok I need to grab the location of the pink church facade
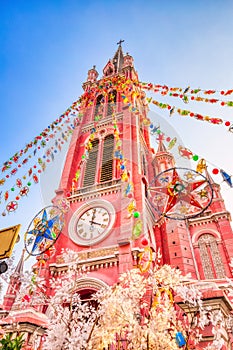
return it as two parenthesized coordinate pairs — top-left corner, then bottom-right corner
(1, 45), (233, 349)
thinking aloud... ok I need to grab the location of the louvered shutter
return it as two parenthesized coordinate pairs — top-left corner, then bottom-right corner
(100, 135), (114, 182)
(83, 139), (99, 187)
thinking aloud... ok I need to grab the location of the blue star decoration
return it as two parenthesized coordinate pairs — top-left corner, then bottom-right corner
(26, 208), (61, 255)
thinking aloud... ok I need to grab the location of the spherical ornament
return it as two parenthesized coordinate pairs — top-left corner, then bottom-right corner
(167, 105), (171, 110)
(11, 188), (15, 191)
(192, 155), (199, 161)
(2, 212), (6, 216)
(191, 96), (195, 100)
(127, 193), (133, 198)
(221, 102), (225, 106)
(6, 175), (9, 178)
(120, 165), (125, 170)
(33, 165), (37, 168)
(190, 113), (194, 117)
(133, 211), (140, 218)
(221, 91), (225, 95)
(16, 196), (20, 200)
(212, 168), (219, 175)
(225, 121), (231, 127)
(166, 137), (171, 142)
(141, 237), (149, 246)
(82, 155), (85, 159)
(27, 182), (31, 186)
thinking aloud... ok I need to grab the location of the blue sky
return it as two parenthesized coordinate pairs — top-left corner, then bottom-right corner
(1, 0), (233, 270)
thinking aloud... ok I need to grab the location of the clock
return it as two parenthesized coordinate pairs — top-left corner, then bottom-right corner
(68, 200), (115, 246)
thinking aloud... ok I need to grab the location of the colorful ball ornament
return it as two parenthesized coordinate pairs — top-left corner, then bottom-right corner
(133, 211), (140, 218)
(192, 155), (199, 161)
(212, 168), (219, 175)
(141, 237), (149, 246)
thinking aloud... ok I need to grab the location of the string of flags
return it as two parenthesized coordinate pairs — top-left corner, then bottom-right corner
(1, 98), (81, 175)
(139, 81), (233, 101)
(147, 98), (232, 129)
(0, 99), (82, 215)
(144, 120), (233, 188)
(1, 75), (233, 218)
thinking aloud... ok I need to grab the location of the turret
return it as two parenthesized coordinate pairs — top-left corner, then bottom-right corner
(3, 250), (25, 311)
(153, 140), (175, 174)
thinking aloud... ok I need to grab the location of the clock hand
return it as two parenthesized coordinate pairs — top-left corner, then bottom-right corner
(90, 209), (97, 224)
(89, 220), (102, 226)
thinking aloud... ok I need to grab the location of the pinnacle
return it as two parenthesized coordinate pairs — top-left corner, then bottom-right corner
(156, 140), (168, 153)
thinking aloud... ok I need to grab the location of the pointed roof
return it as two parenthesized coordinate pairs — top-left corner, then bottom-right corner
(156, 140), (168, 153)
(112, 43), (124, 73)
(205, 168), (216, 185)
(13, 249), (25, 277)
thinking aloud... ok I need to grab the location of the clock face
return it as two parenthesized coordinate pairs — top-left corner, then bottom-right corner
(68, 200), (115, 246)
(76, 207), (110, 241)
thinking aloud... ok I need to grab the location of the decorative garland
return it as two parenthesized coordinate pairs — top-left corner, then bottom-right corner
(148, 98), (232, 128)
(2, 75), (233, 217)
(144, 120), (233, 188)
(0, 101), (81, 215)
(139, 81), (233, 99)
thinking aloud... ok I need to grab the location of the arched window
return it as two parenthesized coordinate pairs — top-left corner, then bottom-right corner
(198, 234), (225, 279)
(83, 139), (99, 187)
(100, 135), (114, 183)
(95, 94), (104, 119)
(107, 90), (117, 116)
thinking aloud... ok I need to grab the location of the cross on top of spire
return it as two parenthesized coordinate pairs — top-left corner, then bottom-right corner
(117, 39), (124, 47)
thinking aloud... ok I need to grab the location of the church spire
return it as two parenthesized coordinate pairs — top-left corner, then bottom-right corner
(153, 140), (175, 174)
(156, 140), (168, 153)
(112, 40), (125, 73)
(2, 249), (25, 311)
(13, 249), (25, 277)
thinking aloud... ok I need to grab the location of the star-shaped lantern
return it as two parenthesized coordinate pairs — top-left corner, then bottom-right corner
(149, 168), (213, 220)
(25, 206), (64, 256)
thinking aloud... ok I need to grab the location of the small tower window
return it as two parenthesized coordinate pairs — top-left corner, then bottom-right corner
(95, 95), (104, 119)
(83, 139), (99, 187)
(100, 135), (114, 183)
(107, 90), (117, 116)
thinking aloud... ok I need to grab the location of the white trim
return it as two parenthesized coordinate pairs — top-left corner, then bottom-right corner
(192, 228), (221, 244)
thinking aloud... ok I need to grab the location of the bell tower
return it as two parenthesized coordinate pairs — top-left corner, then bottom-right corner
(39, 43), (233, 301)
(49, 43), (157, 292)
